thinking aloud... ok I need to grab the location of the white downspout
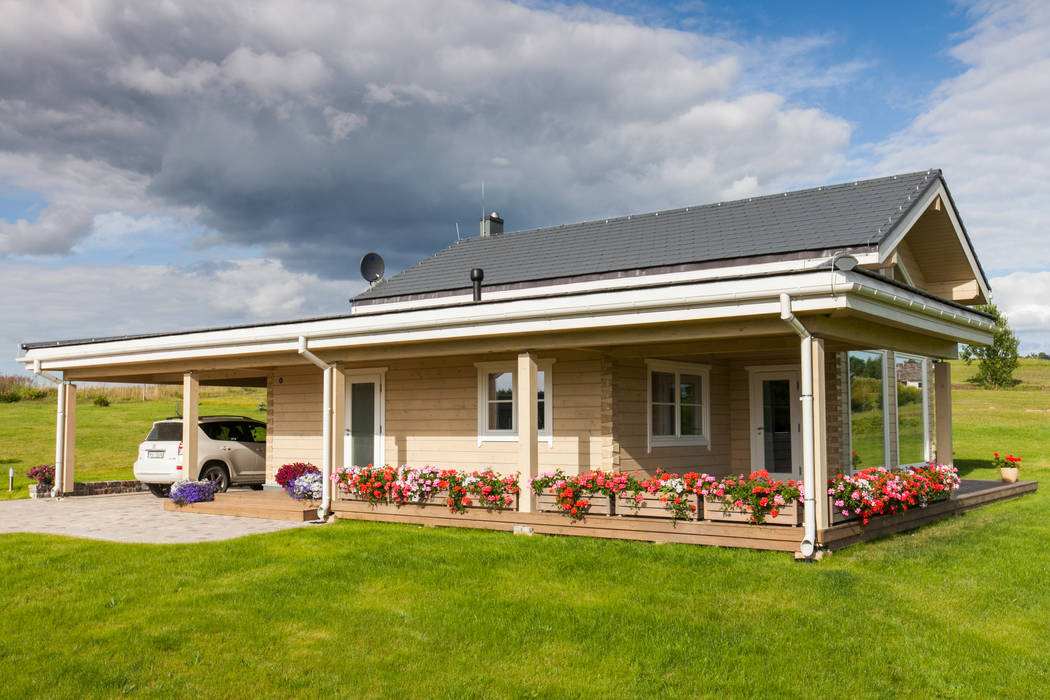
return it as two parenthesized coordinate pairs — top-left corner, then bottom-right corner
(779, 294), (816, 558)
(32, 360), (66, 497)
(297, 336), (333, 520)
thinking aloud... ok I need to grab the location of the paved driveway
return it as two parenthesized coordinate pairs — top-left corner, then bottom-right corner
(0, 492), (319, 543)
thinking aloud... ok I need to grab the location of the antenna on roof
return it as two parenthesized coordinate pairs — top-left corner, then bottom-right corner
(455, 222), (461, 242)
(481, 180), (486, 225)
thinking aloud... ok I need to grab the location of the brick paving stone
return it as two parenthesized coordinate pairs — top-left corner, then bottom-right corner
(0, 491), (320, 543)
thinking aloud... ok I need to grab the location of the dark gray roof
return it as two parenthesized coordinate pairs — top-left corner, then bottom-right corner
(356, 169), (944, 302)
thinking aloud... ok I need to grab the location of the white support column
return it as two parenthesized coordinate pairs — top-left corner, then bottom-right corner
(811, 341), (829, 531)
(517, 352), (538, 512)
(332, 366), (346, 469)
(321, 365), (333, 512)
(53, 381), (66, 497)
(182, 372), (199, 480)
(934, 361), (953, 465)
(62, 383), (77, 494)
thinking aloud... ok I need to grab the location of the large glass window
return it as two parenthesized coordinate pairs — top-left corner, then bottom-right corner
(895, 354), (928, 466)
(848, 350), (886, 469)
(476, 361), (552, 443)
(646, 360), (710, 450)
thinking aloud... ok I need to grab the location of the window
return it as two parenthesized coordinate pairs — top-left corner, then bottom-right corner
(646, 360), (710, 451)
(895, 354), (929, 466)
(848, 350), (887, 470)
(476, 360), (553, 445)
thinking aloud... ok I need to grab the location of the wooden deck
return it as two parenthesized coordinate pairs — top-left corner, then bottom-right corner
(163, 479), (1037, 552)
(163, 489), (317, 522)
(818, 479), (1038, 550)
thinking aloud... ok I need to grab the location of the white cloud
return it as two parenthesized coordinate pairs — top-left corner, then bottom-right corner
(0, 204), (94, 255)
(1, 258), (364, 373)
(989, 271), (1050, 353)
(323, 107), (367, 141)
(874, 0), (1050, 274)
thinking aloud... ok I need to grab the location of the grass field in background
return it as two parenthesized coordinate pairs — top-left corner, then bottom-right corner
(0, 387), (264, 500)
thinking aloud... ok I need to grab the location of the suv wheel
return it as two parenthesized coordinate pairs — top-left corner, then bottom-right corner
(147, 483), (171, 498)
(200, 463), (230, 493)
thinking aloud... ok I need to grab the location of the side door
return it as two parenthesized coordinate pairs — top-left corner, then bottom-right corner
(217, 421), (266, 481)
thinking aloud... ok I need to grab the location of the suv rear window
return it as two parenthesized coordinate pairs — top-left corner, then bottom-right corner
(146, 422), (182, 441)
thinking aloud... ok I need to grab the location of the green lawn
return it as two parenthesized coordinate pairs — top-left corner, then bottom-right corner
(0, 364), (1047, 697)
(0, 388), (264, 500)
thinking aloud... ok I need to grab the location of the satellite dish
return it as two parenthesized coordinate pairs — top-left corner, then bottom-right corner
(360, 252), (385, 283)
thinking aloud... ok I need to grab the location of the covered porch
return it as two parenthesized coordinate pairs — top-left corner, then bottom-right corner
(18, 266), (998, 554)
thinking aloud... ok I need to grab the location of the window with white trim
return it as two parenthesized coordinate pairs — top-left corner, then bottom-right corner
(476, 360), (553, 445)
(646, 360), (710, 450)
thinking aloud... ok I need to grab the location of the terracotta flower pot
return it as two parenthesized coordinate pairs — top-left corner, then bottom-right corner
(1000, 466), (1019, 483)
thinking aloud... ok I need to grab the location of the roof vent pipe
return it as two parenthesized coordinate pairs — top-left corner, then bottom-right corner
(480, 212), (503, 237)
(471, 268), (484, 302)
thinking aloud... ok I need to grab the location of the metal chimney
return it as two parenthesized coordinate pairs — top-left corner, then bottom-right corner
(480, 212), (503, 237)
(471, 268), (484, 301)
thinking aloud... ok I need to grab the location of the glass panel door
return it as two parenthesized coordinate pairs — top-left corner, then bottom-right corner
(749, 368), (801, 477)
(761, 379), (793, 472)
(344, 374), (382, 468)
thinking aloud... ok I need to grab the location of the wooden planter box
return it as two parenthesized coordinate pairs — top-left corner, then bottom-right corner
(536, 491), (613, 516)
(617, 492), (698, 521)
(829, 497), (860, 524)
(703, 496), (803, 526)
(338, 488), (517, 512)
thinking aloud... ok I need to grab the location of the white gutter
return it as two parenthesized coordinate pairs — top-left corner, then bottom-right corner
(32, 360), (66, 497)
(779, 295), (817, 558)
(297, 336), (333, 520)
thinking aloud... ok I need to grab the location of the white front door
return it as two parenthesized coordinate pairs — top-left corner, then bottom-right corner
(748, 368), (802, 479)
(344, 373), (384, 467)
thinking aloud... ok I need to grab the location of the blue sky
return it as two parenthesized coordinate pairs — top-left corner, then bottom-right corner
(1, 0), (1048, 375)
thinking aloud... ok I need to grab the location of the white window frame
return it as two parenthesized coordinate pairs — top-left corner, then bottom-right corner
(894, 353), (930, 467)
(645, 359), (711, 452)
(475, 360), (554, 446)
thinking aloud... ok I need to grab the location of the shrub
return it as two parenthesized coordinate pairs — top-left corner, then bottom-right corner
(92, 395), (111, 407)
(169, 479), (217, 505)
(26, 464), (56, 486)
(275, 462), (318, 490)
(0, 375), (50, 402)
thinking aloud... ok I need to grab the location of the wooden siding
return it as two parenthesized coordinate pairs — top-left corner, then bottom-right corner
(612, 357), (733, 477)
(268, 351), (605, 481)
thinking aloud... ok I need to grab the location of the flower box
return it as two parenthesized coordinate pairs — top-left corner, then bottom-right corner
(536, 491), (613, 516)
(339, 488), (517, 512)
(618, 492), (697, 520)
(703, 496), (802, 526)
(829, 498), (859, 524)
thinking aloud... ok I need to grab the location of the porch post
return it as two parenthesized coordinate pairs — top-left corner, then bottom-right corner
(517, 352), (538, 512)
(934, 361), (953, 465)
(52, 381), (66, 497)
(182, 372), (199, 480)
(332, 365), (346, 469)
(61, 383), (77, 494)
(811, 340), (829, 531)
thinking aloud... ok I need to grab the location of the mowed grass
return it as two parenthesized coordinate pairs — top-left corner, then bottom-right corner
(0, 361), (1047, 697)
(0, 387), (264, 500)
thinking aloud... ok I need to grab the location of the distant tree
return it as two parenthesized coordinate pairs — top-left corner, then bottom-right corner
(961, 304), (1020, 388)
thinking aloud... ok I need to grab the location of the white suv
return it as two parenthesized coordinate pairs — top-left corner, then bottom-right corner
(134, 416), (267, 497)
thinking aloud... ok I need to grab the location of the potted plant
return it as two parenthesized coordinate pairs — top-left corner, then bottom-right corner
(993, 452), (1021, 483)
(26, 464), (56, 498)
